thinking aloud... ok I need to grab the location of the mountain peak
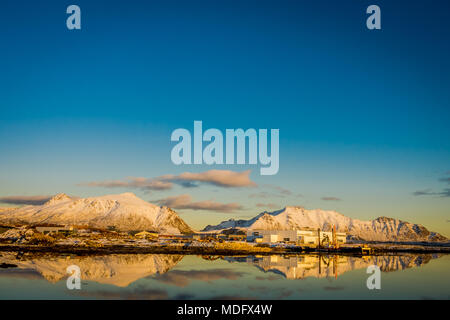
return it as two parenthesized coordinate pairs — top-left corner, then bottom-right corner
(375, 216), (397, 222)
(284, 206), (305, 212)
(44, 193), (72, 205)
(119, 192), (138, 198)
(285, 206), (304, 209)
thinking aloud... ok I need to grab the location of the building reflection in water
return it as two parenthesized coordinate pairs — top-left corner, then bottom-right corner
(223, 254), (440, 280)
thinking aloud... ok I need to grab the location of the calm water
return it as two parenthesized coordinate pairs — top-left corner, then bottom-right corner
(0, 251), (449, 299)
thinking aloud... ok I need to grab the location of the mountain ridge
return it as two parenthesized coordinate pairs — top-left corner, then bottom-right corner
(203, 206), (447, 242)
(0, 192), (192, 234)
(1, 195), (447, 242)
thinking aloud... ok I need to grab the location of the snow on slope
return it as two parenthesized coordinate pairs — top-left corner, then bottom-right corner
(203, 206), (447, 242)
(0, 192), (192, 234)
(0, 207), (15, 214)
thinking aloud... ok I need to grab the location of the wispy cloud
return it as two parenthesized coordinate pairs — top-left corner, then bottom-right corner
(255, 203), (279, 209)
(413, 172), (450, 198)
(264, 184), (292, 196)
(80, 178), (173, 191)
(412, 189), (435, 196)
(249, 191), (271, 199)
(413, 188), (450, 198)
(321, 196), (341, 201)
(154, 194), (243, 213)
(439, 177), (450, 184)
(80, 169), (256, 192)
(0, 195), (52, 205)
(158, 170), (256, 188)
(249, 185), (294, 199)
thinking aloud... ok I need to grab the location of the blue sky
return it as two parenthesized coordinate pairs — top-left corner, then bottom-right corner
(0, 0), (449, 234)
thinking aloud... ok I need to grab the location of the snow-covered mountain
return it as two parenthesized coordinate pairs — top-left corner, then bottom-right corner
(203, 206), (447, 242)
(0, 193), (192, 234)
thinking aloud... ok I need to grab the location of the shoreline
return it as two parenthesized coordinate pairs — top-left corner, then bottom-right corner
(1, 243), (449, 256)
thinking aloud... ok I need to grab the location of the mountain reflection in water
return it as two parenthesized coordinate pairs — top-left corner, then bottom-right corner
(0, 252), (448, 299)
(226, 254), (440, 279)
(0, 252), (183, 287)
(0, 252), (441, 285)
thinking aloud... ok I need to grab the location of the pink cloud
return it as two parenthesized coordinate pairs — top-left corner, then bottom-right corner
(155, 194), (243, 213)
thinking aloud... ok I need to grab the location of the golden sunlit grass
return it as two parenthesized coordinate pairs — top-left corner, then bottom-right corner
(213, 242), (272, 252)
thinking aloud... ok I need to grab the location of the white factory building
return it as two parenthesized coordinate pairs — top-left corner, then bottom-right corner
(246, 229), (346, 245)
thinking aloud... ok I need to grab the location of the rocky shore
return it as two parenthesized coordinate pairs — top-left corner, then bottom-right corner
(1, 242), (449, 256)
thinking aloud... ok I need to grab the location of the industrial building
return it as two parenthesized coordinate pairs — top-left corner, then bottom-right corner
(246, 228), (346, 245)
(35, 226), (75, 235)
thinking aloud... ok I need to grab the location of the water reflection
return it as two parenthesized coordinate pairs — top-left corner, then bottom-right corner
(1, 251), (448, 300)
(0, 252), (183, 287)
(226, 254), (440, 279)
(154, 268), (246, 287)
(0, 252), (441, 288)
